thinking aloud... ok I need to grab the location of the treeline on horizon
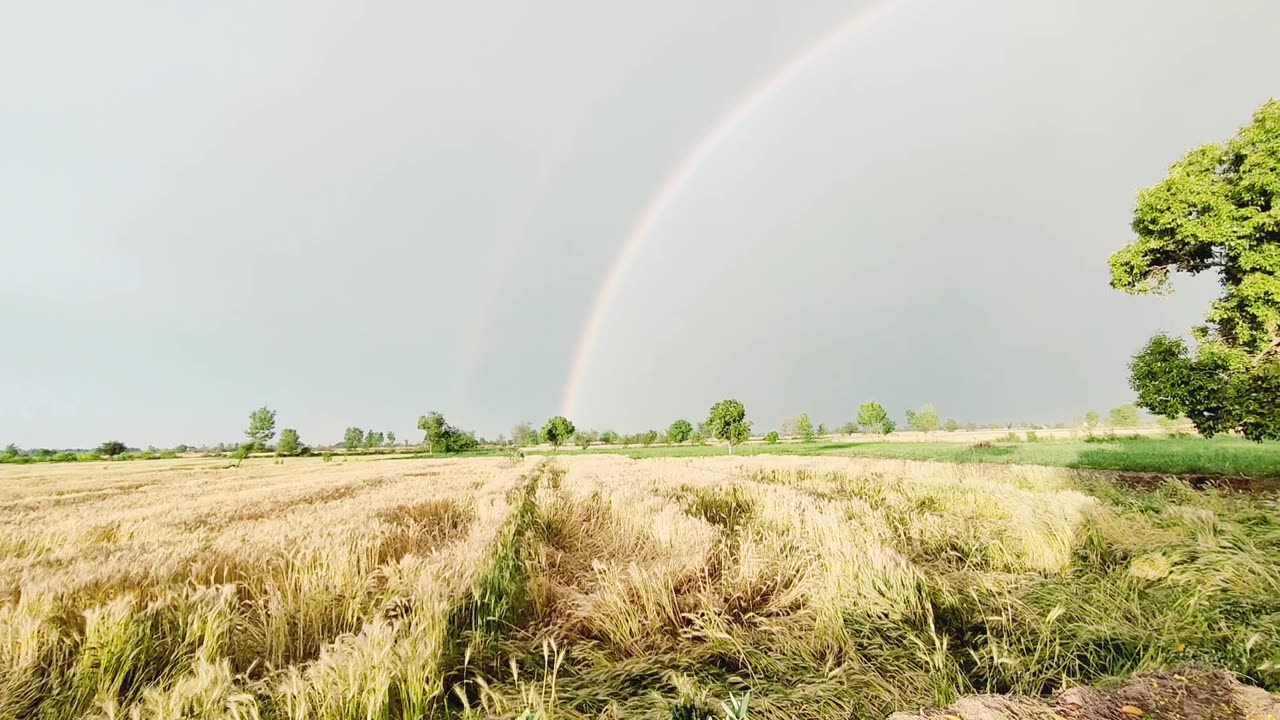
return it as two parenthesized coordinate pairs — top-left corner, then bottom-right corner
(2, 400), (1168, 465)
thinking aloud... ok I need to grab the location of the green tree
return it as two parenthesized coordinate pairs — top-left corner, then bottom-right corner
(97, 440), (127, 458)
(418, 412), (449, 452)
(599, 429), (619, 445)
(1110, 100), (1280, 441)
(541, 416), (575, 449)
(640, 430), (658, 447)
(245, 406), (277, 452)
(386, 431), (396, 446)
(1083, 410), (1100, 434)
(817, 423), (828, 436)
(573, 430), (598, 450)
(881, 418), (896, 434)
(1108, 403), (1140, 428)
(838, 421), (858, 434)
(856, 402), (889, 433)
(944, 418), (959, 432)
(906, 404), (940, 433)
(667, 419), (693, 444)
(277, 428), (302, 456)
(343, 427), (364, 451)
(419, 412), (477, 453)
(765, 430), (780, 444)
(795, 413), (816, 442)
(364, 430), (384, 448)
(706, 399), (750, 454)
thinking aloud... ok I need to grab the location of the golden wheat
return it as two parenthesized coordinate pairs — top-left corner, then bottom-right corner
(2, 453), (1276, 719)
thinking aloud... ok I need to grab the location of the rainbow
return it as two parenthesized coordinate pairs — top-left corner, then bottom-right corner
(559, 0), (902, 418)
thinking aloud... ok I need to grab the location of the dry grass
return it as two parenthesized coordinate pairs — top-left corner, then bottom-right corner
(2, 454), (1277, 719)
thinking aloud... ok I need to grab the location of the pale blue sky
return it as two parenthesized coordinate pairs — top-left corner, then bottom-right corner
(2, 1), (1277, 447)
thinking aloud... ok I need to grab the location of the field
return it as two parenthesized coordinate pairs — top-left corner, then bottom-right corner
(537, 436), (1280, 480)
(3, 453), (1279, 719)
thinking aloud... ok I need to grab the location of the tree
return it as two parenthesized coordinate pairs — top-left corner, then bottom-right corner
(667, 419), (693, 444)
(1110, 100), (1280, 441)
(838, 421), (858, 434)
(905, 404), (940, 433)
(765, 430), (780, 444)
(706, 399), (750, 454)
(640, 430), (658, 447)
(277, 429), (302, 456)
(510, 422), (538, 447)
(541, 416), (575, 449)
(944, 418), (960, 432)
(795, 413), (816, 442)
(881, 418), (896, 434)
(418, 412), (448, 451)
(1108, 403), (1140, 428)
(599, 429), (619, 445)
(573, 430), (598, 450)
(2, 443), (18, 459)
(245, 406), (277, 452)
(856, 402), (889, 433)
(364, 430), (384, 449)
(1083, 410), (1100, 434)
(386, 431), (396, 446)
(817, 423), (828, 436)
(343, 427), (364, 451)
(419, 412), (478, 453)
(97, 440), (127, 458)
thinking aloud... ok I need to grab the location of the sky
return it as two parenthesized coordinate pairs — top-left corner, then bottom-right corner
(2, 1), (1279, 448)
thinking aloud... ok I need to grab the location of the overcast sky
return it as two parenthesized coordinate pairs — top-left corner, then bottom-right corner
(3, 1), (1279, 448)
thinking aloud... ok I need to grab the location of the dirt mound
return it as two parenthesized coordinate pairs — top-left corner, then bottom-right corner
(889, 670), (1279, 720)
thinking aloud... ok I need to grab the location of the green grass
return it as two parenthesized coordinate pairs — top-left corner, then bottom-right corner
(532, 436), (1280, 478)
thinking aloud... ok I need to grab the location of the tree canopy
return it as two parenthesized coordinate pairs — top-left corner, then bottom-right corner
(795, 413), (816, 442)
(343, 427), (364, 451)
(667, 419), (693, 444)
(277, 429), (302, 456)
(905, 404), (940, 433)
(1110, 100), (1280, 440)
(419, 412), (478, 453)
(706, 399), (750, 454)
(245, 406), (276, 452)
(541, 416), (575, 448)
(1108, 404), (1140, 428)
(97, 440), (127, 458)
(856, 402), (889, 433)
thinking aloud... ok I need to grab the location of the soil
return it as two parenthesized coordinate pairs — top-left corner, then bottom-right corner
(888, 669), (1280, 720)
(1107, 471), (1280, 494)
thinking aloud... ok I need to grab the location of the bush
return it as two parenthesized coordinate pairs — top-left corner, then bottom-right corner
(1003, 432), (1022, 443)
(1025, 430), (1039, 442)
(765, 431), (780, 444)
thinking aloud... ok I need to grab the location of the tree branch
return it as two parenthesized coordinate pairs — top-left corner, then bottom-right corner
(1254, 336), (1280, 367)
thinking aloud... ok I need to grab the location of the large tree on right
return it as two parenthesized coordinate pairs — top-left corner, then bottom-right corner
(1110, 100), (1280, 441)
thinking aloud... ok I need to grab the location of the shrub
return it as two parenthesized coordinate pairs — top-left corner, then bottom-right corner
(765, 431), (780, 444)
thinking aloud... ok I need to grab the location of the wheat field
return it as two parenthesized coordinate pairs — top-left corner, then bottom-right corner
(2, 453), (1278, 719)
